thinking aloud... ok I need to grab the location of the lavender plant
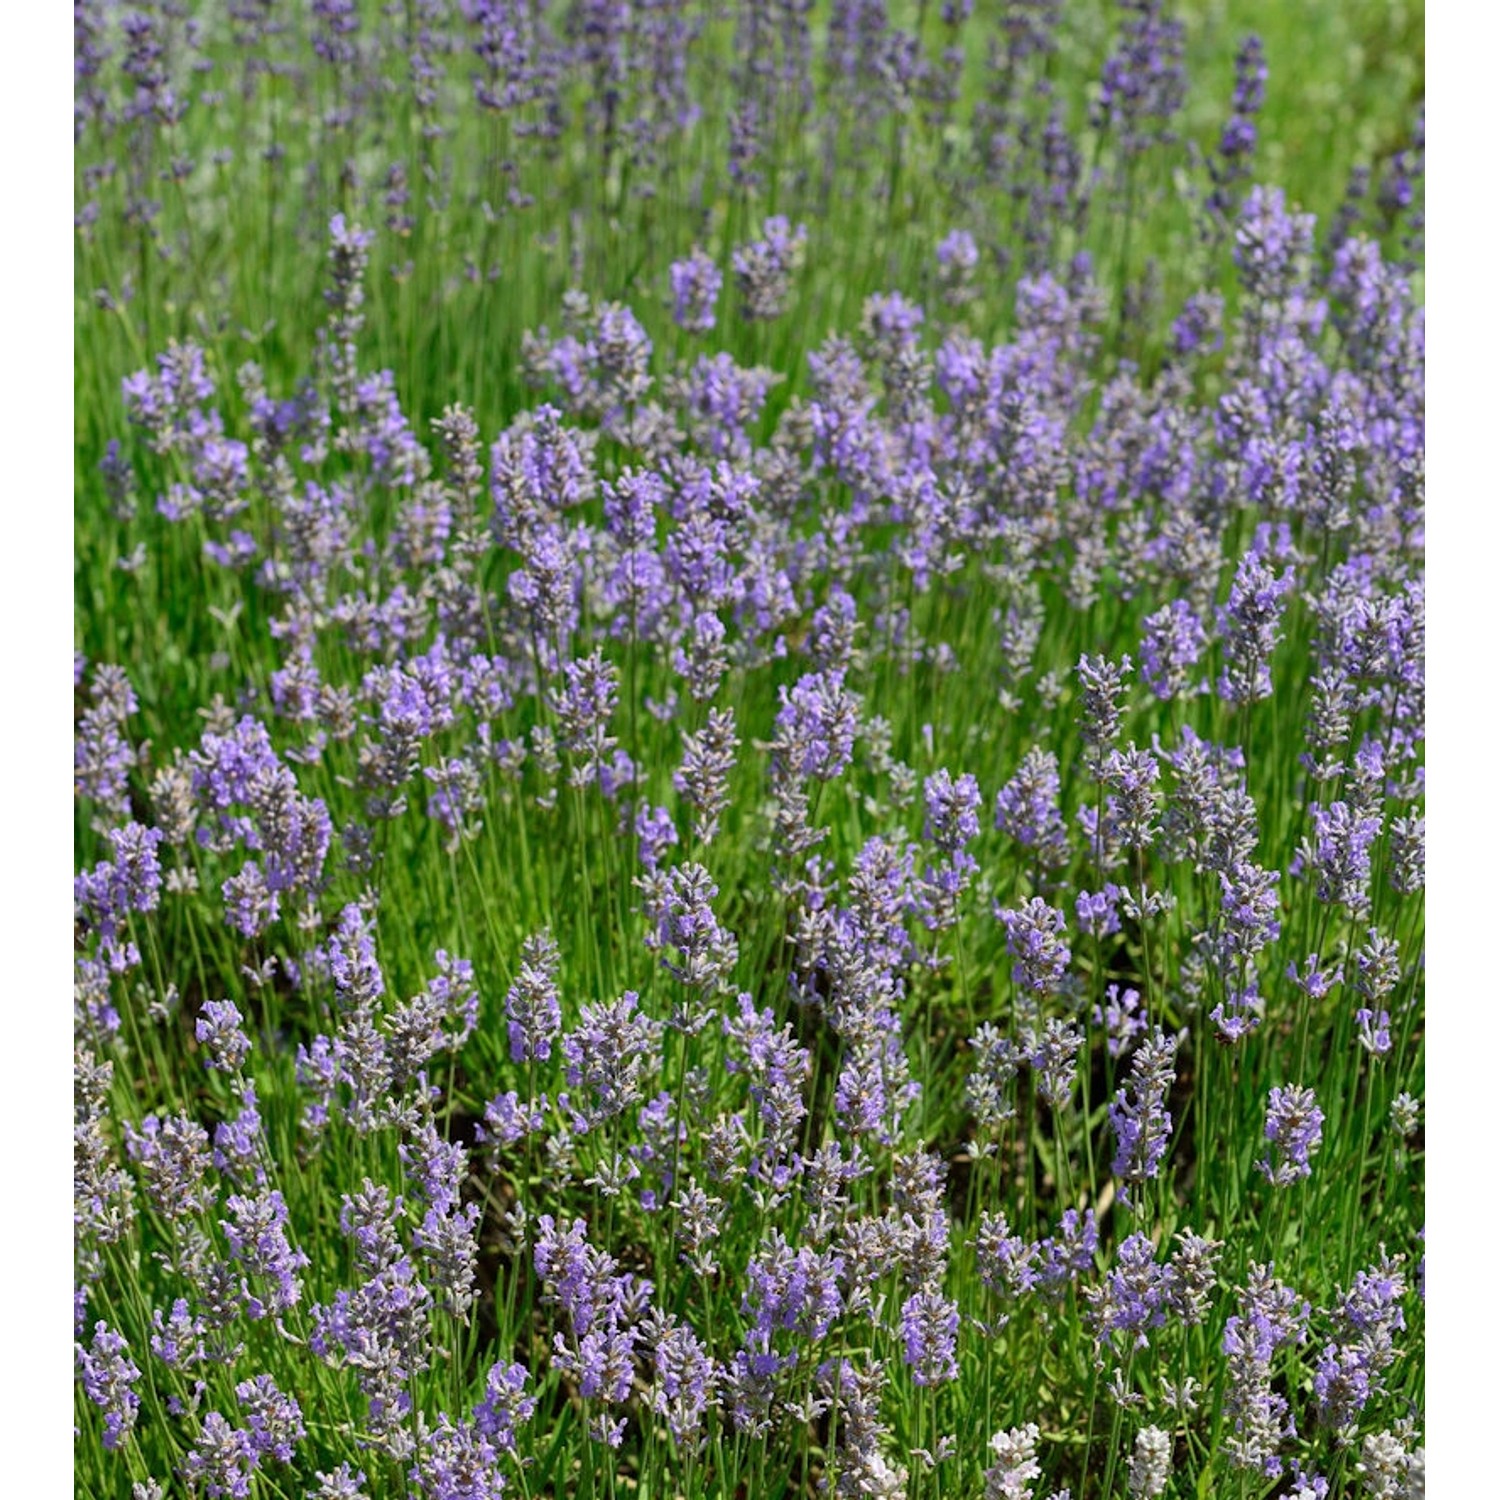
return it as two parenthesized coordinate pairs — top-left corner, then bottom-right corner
(74, 4), (1423, 1496)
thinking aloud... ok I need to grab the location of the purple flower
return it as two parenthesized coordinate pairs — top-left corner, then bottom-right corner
(505, 929), (563, 1063)
(924, 769), (982, 854)
(1221, 1264), (1309, 1477)
(921, 769), (983, 928)
(732, 216), (808, 322)
(125, 1113), (214, 1221)
(1100, 744), (1161, 850)
(834, 1030), (922, 1146)
(1217, 112), (1259, 163)
(675, 353), (779, 461)
(74, 821), (164, 970)
(640, 861), (739, 1001)
(197, 998), (252, 1072)
(994, 748), (1070, 866)
(221, 862), (278, 938)
(723, 993), (810, 1186)
(1286, 953), (1342, 1001)
(409, 1416), (508, 1500)
(672, 610), (730, 703)
(1210, 975), (1264, 1045)
(150, 1298), (206, 1371)
(533, 1216), (649, 1416)
(339, 1181), (405, 1274)
(479, 1091), (546, 1157)
(936, 228), (980, 307)
(309, 1464), (369, 1500)
(1234, 185), (1316, 309)
(1355, 1007), (1392, 1055)
(975, 1211), (1037, 1300)
(121, 341), (218, 455)
(76, 1045), (134, 1255)
(181, 1410), (258, 1498)
(424, 757), (485, 851)
(772, 669), (860, 782)
(560, 991), (659, 1128)
(996, 898), (1070, 996)
(77, 1321), (140, 1450)
(236, 1373), (304, 1463)
(1094, 981), (1144, 1056)
(400, 1121), (467, 1221)
(1076, 884), (1123, 938)
(1166, 1230), (1223, 1327)
(414, 1197), (482, 1320)
(491, 403), (593, 547)
(1092, 0), (1187, 158)
(213, 1083), (265, 1186)
(550, 651), (620, 786)
(522, 296), (653, 429)
(1296, 801), (1383, 915)
(388, 952), (480, 1085)
(807, 588), (859, 673)
(1037, 1209), (1100, 1296)
(1077, 653), (1132, 771)
(322, 213), (374, 400)
(743, 1230), (844, 1341)
(1086, 1232), (1171, 1349)
(474, 1359), (536, 1453)
(1230, 32), (1268, 115)
(75, 665), (140, 827)
(675, 707), (740, 846)
(1259, 1085), (1324, 1185)
(322, 902), (386, 1012)
(1140, 600), (1207, 700)
(1313, 1251), (1407, 1429)
(221, 1189), (310, 1318)
(1109, 1029), (1181, 1205)
(1201, 858), (1282, 1008)
(1388, 814), (1424, 895)
(563, 1321), (641, 1409)
(1171, 291), (1224, 357)
(645, 1311), (718, 1445)
(1206, 36), (1268, 223)
(634, 803), (679, 873)
(309, 1256), (432, 1446)
(900, 1289), (960, 1385)
(1355, 931), (1403, 1006)
(966, 1024), (1021, 1130)
(936, 228), (979, 271)
(75, 955), (120, 1038)
(1028, 1018), (1083, 1107)
(670, 246), (722, 334)
(294, 1034), (340, 1136)
(1216, 552), (1293, 703)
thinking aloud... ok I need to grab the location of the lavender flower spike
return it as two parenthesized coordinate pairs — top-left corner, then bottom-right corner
(732, 216), (808, 323)
(1216, 551), (1292, 704)
(670, 247), (722, 334)
(1128, 1425), (1172, 1498)
(1108, 1029), (1181, 1206)
(985, 1422), (1043, 1499)
(1259, 1084), (1324, 1185)
(197, 998), (252, 1072)
(505, 929), (563, 1063)
(77, 1322), (141, 1451)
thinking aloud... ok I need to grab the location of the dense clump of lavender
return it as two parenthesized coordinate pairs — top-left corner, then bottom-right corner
(73, 5), (1422, 1496)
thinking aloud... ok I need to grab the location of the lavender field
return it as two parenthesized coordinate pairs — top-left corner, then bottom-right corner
(72, 3), (1425, 1496)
